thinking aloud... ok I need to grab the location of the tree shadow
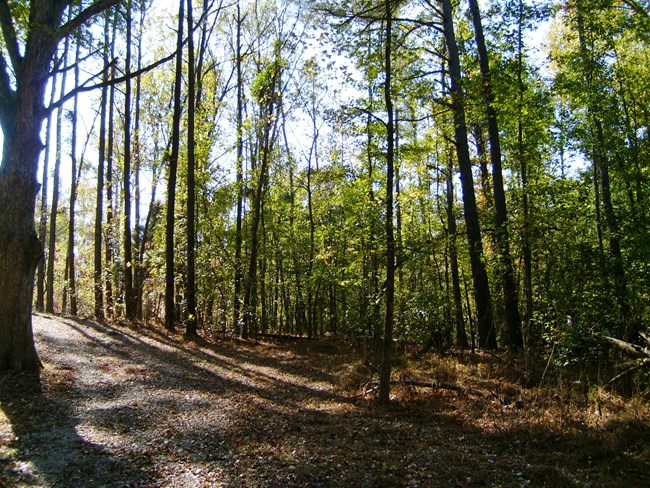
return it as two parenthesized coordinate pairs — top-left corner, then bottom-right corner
(0, 371), (149, 487)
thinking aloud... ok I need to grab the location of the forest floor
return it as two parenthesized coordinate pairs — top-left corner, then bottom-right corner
(0, 315), (649, 487)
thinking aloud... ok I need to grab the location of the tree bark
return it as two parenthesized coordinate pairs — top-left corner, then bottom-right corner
(446, 152), (469, 350)
(94, 11), (110, 320)
(378, 0), (395, 404)
(166, 0), (185, 331)
(36, 72), (57, 313)
(0, 1), (99, 371)
(233, 2), (245, 336)
(468, 0), (523, 349)
(123, 0), (135, 320)
(440, 0), (496, 349)
(185, 0), (198, 338)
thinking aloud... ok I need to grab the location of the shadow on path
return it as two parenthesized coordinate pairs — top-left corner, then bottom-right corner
(0, 371), (147, 487)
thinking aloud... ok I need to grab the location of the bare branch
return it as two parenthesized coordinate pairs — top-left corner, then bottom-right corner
(55, 0), (122, 43)
(47, 48), (177, 114)
(595, 334), (650, 358)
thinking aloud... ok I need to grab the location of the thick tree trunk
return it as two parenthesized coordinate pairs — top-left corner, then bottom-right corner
(0, 0), (118, 371)
(440, 0), (496, 349)
(0, 170), (42, 370)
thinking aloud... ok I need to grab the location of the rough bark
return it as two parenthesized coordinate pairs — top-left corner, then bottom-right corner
(0, 1), (122, 371)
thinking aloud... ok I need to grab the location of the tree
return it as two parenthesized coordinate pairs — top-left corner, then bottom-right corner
(46, 27), (70, 315)
(438, 0), (496, 349)
(0, 0), (120, 371)
(467, 0), (523, 349)
(166, 0), (185, 331)
(378, 0), (396, 404)
(185, 0), (198, 337)
(123, 0), (136, 320)
(94, 10), (112, 320)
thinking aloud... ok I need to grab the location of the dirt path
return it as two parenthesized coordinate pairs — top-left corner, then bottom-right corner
(1, 314), (648, 487)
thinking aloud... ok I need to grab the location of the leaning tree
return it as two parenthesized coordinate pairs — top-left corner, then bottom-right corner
(0, 0), (120, 371)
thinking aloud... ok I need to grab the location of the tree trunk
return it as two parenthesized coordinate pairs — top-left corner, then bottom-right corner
(65, 17), (82, 316)
(468, 0), (523, 349)
(123, 0), (135, 320)
(185, 0), (198, 338)
(378, 0), (395, 404)
(233, 2), (245, 336)
(440, 0), (496, 349)
(94, 12), (110, 320)
(516, 0), (534, 345)
(105, 53), (117, 318)
(446, 152), (469, 350)
(46, 30), (70, 315)
(166, 0), (185, 331)
(0, 1), (81, 371)
(243, 51), (281, 339)
(36, 74), (57, 313)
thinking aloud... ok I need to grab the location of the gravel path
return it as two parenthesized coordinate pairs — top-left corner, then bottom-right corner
(1, 314), (648, 487)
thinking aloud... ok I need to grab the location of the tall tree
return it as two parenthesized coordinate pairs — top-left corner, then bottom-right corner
(467, 0), (523, 349)
(233, 1), (245, 335)
(185, 0), (198, 337)
(46, 23), (70, 314)
(64, 12), (82, 316)
(439, 0), (496, 349)
(0, 0), (120, 371)
(94, 10), (111, 320)
(378, 0), (396, 404)
(36, 70), (57, 312)
(243, 43), (283, 340)
(105, 15), (118, 318)
(123, 0), (136, 320)
(166, 0), (185, 331)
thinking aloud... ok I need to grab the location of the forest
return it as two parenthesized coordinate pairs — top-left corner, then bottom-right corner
(0, 0), (649, 484)
(6, 0), (646, 383)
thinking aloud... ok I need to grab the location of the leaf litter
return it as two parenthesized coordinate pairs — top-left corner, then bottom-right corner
(0, 314), (648, 487)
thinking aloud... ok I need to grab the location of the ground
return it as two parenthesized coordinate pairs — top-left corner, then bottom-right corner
(0, 314), (648, 487)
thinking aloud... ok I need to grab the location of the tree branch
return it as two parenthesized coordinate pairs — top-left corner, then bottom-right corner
(0, 0), (23, 72)
(47, 48), (177, 114)
(55, 0), (122, 43)
(595, 334), (650, 358)
(0, 50), (15, 123)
